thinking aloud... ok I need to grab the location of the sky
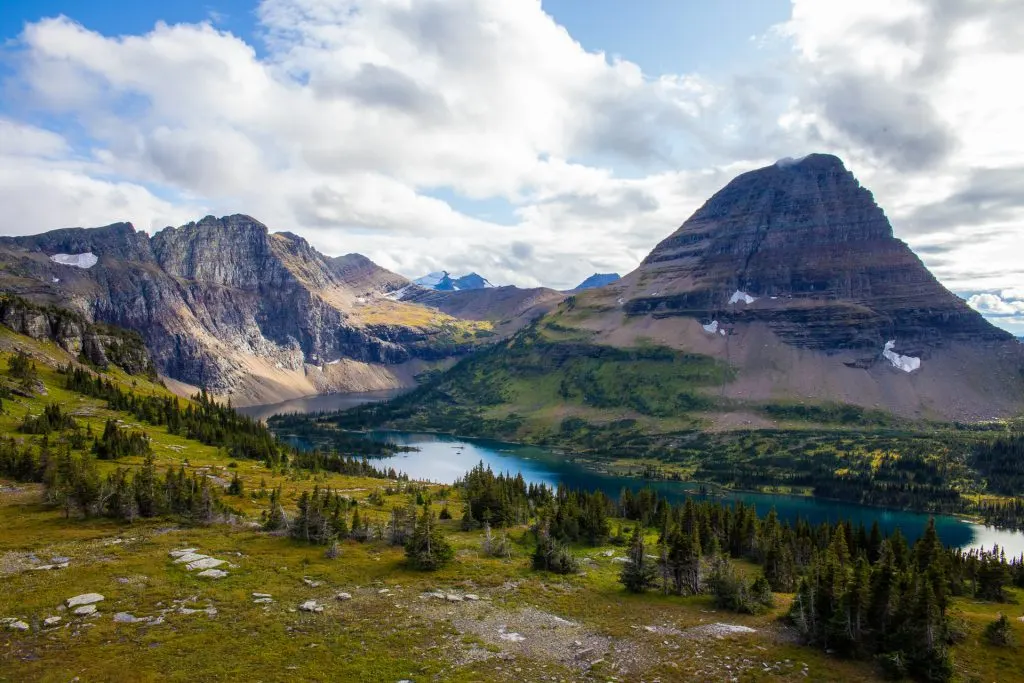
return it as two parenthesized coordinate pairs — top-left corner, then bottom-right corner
(0, 0), (1022, 334)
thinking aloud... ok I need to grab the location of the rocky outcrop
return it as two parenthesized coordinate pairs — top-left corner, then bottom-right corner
(0, 216), (479, 403)
(0, 294), (154, 375)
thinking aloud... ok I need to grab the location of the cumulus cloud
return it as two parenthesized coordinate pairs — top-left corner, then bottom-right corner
(967, 292), (1024, 331)
(0, 0), (1019, 316)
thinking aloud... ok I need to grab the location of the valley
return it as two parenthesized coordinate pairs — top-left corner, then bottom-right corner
(1, 154), (1023, 682)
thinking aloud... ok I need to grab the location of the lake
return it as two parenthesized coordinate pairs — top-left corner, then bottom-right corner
(354, 431), (1024, 555)
(247, 395), (1024, 555)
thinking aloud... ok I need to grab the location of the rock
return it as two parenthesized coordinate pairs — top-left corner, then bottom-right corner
(253, 598), (274, 604)
(66, 593), (104, 608)
(8, 620), (29, 631)
(113, 612), (150, 624)
(43, 616), (61, 627)
(73, 605), (97, 616)
(302, 578), (323, 588)
(601, 550), (614, 557)
(169, 548), (198, 557)
(377, 588), (390, 594)
(50, 556), (71, 564)
(498, 629), (525, 643)
(252, 593), (272, 598)
(32, 563), (69, 571)
(335, 592), (352, 601)
(185, 557), (225, 571)
(197, 569), (228, 579)
(445, 594), (463, 603)
(299, 601), (323, 613)
(178, 607), (217, 617)
(172, 552), (208, 564)
(464, 594), (480, 601)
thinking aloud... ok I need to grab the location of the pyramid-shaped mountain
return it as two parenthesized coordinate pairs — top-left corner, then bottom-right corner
(618, 153), (1008, 351)
(524, 154), (1024, 421)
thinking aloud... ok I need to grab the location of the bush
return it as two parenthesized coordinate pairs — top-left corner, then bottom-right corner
(984, 614), (1016, 648)
(532, 527), (579, 574)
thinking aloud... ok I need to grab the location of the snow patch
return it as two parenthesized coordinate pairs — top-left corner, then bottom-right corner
(882, 340), (921, 373)
(414, 271), (447, 287)
(702, 320), (719, 334)
(384, 285), (414, 301)
(728, 290), (757, 305)
(50, 252), (98, 269)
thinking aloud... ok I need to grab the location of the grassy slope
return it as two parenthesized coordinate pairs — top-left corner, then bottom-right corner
(1, 328), (1023, 682)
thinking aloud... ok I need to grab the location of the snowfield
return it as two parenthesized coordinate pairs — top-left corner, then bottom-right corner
(50, 252), (98, 269)
(728, 290), (757, 305)
(883, 340), (921, 373)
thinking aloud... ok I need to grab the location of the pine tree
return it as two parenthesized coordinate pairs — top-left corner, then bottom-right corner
(405, 508), (454, 570)
(620, 525), (658, 593)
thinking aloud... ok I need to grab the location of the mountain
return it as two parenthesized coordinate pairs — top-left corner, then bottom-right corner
(0, 215), (491, 405)
(574, 273), (620, 290)
(413, 271), (494, 291)
(399, 285), (566, 331)
(353, 154), (1024, 431)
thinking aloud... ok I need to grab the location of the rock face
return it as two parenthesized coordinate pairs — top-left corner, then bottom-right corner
(0, 216), (483, 404)
(621, 154), (1010, 353)
(0, 294), (154, 375)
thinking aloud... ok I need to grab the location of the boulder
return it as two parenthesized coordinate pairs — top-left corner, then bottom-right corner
(73, 605), (97, 616)
(66, 593), (104, 608)
(299, 601), (323, 613)
(335, 592), (352, 601)
(8, 620), (29, 631)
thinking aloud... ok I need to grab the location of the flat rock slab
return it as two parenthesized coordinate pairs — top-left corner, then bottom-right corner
(169, 548), (198, 557)
(8, 620), (30, 631)
(253, 597), (274, 604)
(252, 593), (272, 599)
(66, 593), (104, 608)
(185, 557), (225, 571)
(32, 562), (69, 571)
(113, 613), (152, 624)
(299, 601), (323, 613)
(172, 552), (209, 565)
(43, 616), (61, 627)
(73, 605), (97, 616)
(335, 593), (352, 601)
(197, 569), (228, 579)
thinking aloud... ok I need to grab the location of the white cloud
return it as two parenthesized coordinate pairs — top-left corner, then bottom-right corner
(968, 293), (1024, 317)
(0, 0), (1020, 311)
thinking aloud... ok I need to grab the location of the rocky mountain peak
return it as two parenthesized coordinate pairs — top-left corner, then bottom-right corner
(623, 153), (1012, 350)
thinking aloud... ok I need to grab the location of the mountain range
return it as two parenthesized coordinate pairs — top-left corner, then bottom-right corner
(413, 271), (494, 291)
(0, 153), (1020, 422)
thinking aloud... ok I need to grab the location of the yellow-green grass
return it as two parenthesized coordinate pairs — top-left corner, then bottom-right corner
(2, 334), (1023, 682)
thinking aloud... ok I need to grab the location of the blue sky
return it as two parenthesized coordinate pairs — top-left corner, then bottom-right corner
(0, 0), (1021, 334)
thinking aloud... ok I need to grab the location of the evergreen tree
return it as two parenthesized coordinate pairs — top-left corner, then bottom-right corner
(405, 508), (454, 570)
(619, 525), (658, 593)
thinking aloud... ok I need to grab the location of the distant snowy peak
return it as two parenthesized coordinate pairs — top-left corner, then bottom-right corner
(412, 270), (494, 291)
(574, 273), (620, 291)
